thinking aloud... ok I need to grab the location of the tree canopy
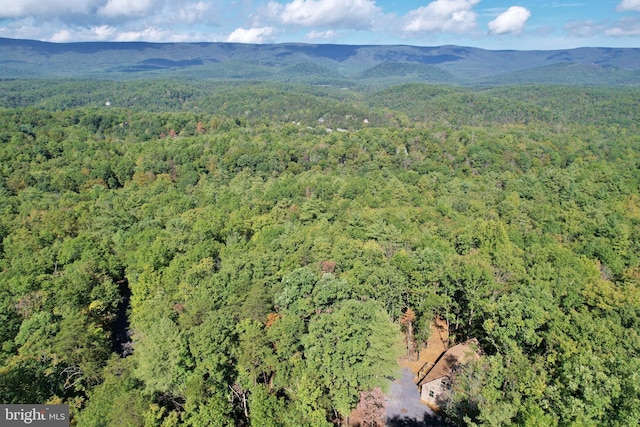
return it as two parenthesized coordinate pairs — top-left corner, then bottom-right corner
(0, 80), (639, 426)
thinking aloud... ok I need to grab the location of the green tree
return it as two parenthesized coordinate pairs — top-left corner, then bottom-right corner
(302, 299), (402, 420)
(133, 317), (189, 396)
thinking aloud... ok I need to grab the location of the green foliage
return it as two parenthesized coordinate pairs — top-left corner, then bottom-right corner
(302, 299), (402, 417)
(247, 384), (285, 427)
(133, 317), (189, 396)
(76, 357), (149, 427)
(1, 80), (640, 426)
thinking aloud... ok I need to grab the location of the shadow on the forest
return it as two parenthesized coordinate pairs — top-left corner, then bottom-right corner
(386, 413), (447, 427)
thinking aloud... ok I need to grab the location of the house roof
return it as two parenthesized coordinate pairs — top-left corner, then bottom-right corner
(418, 338), (479, 386)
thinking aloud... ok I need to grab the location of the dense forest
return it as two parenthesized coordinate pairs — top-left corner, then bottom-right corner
(0, 79), (639, 426)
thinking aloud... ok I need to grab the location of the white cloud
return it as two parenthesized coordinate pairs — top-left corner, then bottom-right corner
(227, 27), (277, 43)
(92, 25), (118, 39)
(98, 0), (158, 18)
(0, 1), (224, 43)
(267, 0), (380, 29)
(564, 16), (640, 38)
(0, 18), (48, 40)
(47, 25), (118, 42)
(20, 23), (117, 42)
(0, 17), (206, 43)
(113, 27), (194, 42)
(172, 1), (211, 24)
(606, 16), (640, 36)
(617, 0), (640, 12)
(50, 30), (74, 43)
(0, 0), (216, 25)
(403, 0), (480, 33)
(1, 0), (639, 46)
(564, 20), (607, 38)
(144, 1), (216, 28)
(305, 29), (338, 41)
(488, 6), (530, 35)
(0, 0), (98, 18)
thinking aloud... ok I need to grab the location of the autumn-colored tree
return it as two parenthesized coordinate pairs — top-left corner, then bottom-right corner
(353, 387), (386, 427)
(399, 307), (416, 355)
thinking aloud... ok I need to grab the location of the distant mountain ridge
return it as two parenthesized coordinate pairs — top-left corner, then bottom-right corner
(2, 37), (640, 86)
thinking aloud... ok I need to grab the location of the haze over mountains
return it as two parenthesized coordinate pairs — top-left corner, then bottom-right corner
(2, 37), (640, 86)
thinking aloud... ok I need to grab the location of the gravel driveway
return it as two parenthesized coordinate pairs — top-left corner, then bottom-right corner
(384, 367), (447, 427)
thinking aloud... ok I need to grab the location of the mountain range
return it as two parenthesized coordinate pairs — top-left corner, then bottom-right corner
(2, 37), (640, 86)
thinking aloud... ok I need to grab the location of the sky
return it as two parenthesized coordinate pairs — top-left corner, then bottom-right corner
(0, 0), (639, 50)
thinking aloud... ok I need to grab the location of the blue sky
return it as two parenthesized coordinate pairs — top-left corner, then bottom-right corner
(0, 0), (639, 49)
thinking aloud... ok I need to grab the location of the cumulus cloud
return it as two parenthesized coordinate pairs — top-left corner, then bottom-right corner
(11, 22), (115, 42)
(50, 30), (74, 43)
(0, 0), (225, 42)
(267, 0), (380, 30)
(403, 0), (480, 34)
(606, 16), (640, 36)
(617, 0), (640, 12)
(0, 0), (638, 45)
(98, 0), (158, 18)
(0, 0), (212, 23)
(112, 27), (196, 41)
(227, 27), (277, 43)
(172, 1), (211, 24)
(29, 23), (187, 42)
(488, 6), (531, 35)
(564, 20), (607, 38)
(564, 16), (640, 38)
(0, 0), (98, 19)
(0, 17), (53, 40)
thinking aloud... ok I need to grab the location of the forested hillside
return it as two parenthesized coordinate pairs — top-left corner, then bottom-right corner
(0, 80), (639, 426)
(3, 37), (640, 86)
